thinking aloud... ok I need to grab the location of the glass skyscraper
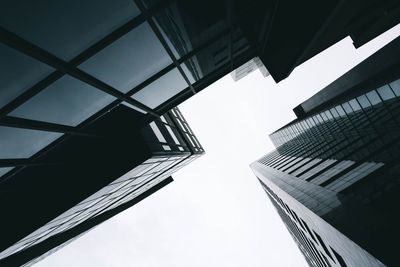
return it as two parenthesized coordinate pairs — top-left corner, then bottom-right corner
(251, 36), (400, 266)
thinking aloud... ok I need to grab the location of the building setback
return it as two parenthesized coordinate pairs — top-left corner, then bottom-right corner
(251, 36), (400, 267)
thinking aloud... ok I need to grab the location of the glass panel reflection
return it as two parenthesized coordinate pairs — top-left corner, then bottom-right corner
(389, 79), (400, 96)
(80, 22), (172, 93)
(366, 90), (382, 105)
(10, 76), (115, 126)
(0, 126), (62, 158)
(0, 44), (54, 110)
(377, 85), (395, 101)
(132, 68), (188, 108)
(0, 0), (140, 60)
(0, 167), (13, 177)
(150, 1), (230, 61)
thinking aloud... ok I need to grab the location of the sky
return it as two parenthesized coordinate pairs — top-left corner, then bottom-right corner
(34, 25), (400, 267)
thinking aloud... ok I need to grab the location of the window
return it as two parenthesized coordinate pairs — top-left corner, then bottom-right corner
(0, 0), (140, 61)
(132, 68), (189, 109)
(0, 167), (13, 178)
(348, 99), (361, 111)
(162, 145), (171, 151)
(149, 122), (166, 143)
(0, 44), (54, 110)
(165, 125), (180, 145)
(366, 90), (382, 105)
(0, 126), (62, 158)
(335, 105), (346, 117)
(313, 231), (335, 262)
(377, 85), (396, 101)
(10, 75), (115, 126)
(389, 79), (400, 96)
(80, 22), (172, 93)
(331, 248), (347, 267)
(356, 95), (371, 109)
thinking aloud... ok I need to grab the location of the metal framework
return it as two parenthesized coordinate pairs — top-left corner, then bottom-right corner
(0, 0), (255, 175)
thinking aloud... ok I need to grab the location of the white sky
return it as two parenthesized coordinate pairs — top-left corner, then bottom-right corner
(35, 25), (400, 267)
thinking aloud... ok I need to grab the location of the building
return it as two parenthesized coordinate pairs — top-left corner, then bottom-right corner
(251, 36), (400, 267)
(1, 0), (400, 266)
(230, 57), (269, 81)
(0, 106), (203, 266)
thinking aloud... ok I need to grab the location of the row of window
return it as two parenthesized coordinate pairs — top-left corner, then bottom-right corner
(260, 79), (400, 192)
(270, 79), (400, 147)
(261, 182), (347, 267)
(0, 154), (189, 259)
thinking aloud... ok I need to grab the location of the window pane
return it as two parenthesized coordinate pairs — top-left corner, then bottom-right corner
(149, 122), (166, 143)
(0, 167), (13, 177)
(162, 145), (171, 151)
(10, 76), (115, 126)
(335, 105), (346, 117)
(349, 99), (361, 111)
(389, 79), (400, 96)
(132, 68), (188, 109)
(151, 2), (230, 60)
(357, 95), (371, 109)
(377, 85), (395, 101)
(330, 108), (339, 118)
(342, 102), (353, 114)
(324, 111), (333, 120)
(0, 0), (140, 60)
(0, 44), (54, 110)
(165, 125), (180, 145)
(80, 22), (172, 93)
(366, 90), (382, 105)
(0, 126), (62, 158)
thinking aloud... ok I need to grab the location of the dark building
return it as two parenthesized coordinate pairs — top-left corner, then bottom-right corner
(1, 0), (400, 266)
(251, 36), (400, 266)
(0, 106), (204, 266)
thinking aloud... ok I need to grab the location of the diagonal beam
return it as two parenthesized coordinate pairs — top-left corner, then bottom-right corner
(133, 0), (197, 95)
(0, 116), (98, 137)
(0, 27), (158, 117)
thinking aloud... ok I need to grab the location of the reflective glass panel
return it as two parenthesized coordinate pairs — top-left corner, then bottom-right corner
(132, 68), (188, 109)
(335, 105), (346, 117)
(149, 122), (166, 143)
(389, 79), (400, 96)
(366, 90), (382, 105)
(0, 44), (54, 110)
(342, 102), (353, 114)
(330, 108), (339, 118)
(0, 126), (62, 158)
(377, 85), (395, 101)
(151, 1), (229, 60)
(0, 0), (140, 60)
(165, 125), (180, 145)
(162, 145), (171, 151)
(10, 76), (116, 126)
(349, 99), (361, 111)
(357, 95), (371, 109)
(0, 167), (13, 177)
(80, 22), (172, 93)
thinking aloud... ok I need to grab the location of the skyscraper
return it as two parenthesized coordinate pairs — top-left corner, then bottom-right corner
(0, 106), (204, 266)
(251, 36), (400, 266)
(1, 0), (400, 266)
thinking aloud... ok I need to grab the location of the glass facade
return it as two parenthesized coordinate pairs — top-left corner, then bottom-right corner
(0, 107), (204, 266)
(252, 59), (400, 265)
